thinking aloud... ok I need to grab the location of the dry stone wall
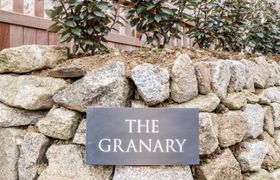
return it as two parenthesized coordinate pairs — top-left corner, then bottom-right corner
(1, 45), (280, 179)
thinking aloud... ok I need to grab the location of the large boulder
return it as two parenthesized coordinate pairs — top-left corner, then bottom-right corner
(131, 100), (148, 108)
(171, 54), (198, 103)
(274, 130), (280, 147)
(0, 128), (25, 180)
(131, 63), (169, 105)
(73, 119), (86, 145)
(194, 62), (211, 95)
(18, 132), (50, 180)
(267, 63), (278, 87)
(274, 62), (280, 86)
(222, 92), (247, 110)
(241, 59), (269, 89)
(244, 169), (272, 180)
(242, 61), (255, 92)
(37, 106), (81, 140)
(260, 87), (280, 104)
(263, 106), (275, 136)
(113, 166), (193, 180)
(0, 75), (67, 110)
(167, 93), (220, 112)
(255, 56), (277, 87)
(0, 45), (68, 73)
(38, 145), (113, 180)
(217, 111), (247, 147)
(0, 103), (46, 127)
(262, 132), (280, 170)
(53, 62), (131, 112)
(233, 140), (268, 172)
(208, 61), (231, 99)
(271, 103), (280, 128)
(243, 90), (259, 104)
(48, 67), (86, 78)
(199, 113), (219, 155)
(225, 60), (246, 92)
(272, 168), (280, 180)
(196, 149), (242, 180)
(243, 104), (264, 138)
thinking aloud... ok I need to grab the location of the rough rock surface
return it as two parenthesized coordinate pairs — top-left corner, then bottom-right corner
(0, 75), (67, 110)
(53, 62), (130, 112)
(222, 92), (247, 110)
(272, 168), (280, 180)
(171, 54), (198, 103)
(131, 63), (169, 105)
(131, 100), (148, 108)
(209, 61), (231, 99)
(244, 169), (272, 180)
(256, 56), (277, 87)
(18, 132), (50, 180)
(262, 132), (280, 170)
(0, 128), (24, 180)
(225, 60), (246, 92)
(38, 145), (113, 180)
(243, 104), (264, 138)
(260, 87), (280, 104)
(73, 119), (86, 145)
(274, 130), (280, 147)
(217, 111), (247, 147)
(37, 107), (81, 140)
(243, 90), (259, 103)
(195, 62), (211, 95)
(234, 141), (268, 172)
(271, 103), (280, 128)
(48, 67), (86, 78)
(199, 113), (219, 155)
(0, 45), (68, 73)
(263, 106), (275, 136)
(274, 62), (280, 85)
(113, 166), (193, 180)
(241, 59), (269, 88)
(0, 103), (46, 127)
(167, 93), (220, 112)
(242, 61), (255, 92)
(268, 62), (280, 87)
(196, 149), (242, 180)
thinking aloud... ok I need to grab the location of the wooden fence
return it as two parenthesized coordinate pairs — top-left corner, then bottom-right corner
(0, 0), (194, 51)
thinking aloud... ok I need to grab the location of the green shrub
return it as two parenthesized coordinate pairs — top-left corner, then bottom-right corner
(243, 0), (280, 54)
(47, 0), (280, 55)
(126, 0), (188, 48)
(187, 0), (280, 54)
(186, 0), (251, 52)
(46, 0), (120, 55)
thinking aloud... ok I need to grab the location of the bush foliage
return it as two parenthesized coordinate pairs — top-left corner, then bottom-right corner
(47, 0), (280, 55)
(187, 0), (280, 54)
(47, 0), (120, 55)
(126, 0), (188, 48)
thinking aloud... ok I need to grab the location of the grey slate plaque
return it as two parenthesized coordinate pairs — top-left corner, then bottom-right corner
(86, 108), (199, 165)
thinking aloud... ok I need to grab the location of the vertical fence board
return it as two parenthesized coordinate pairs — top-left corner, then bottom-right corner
(24, 27), (37, 44)
(36, 29), (48, 45)
(10, 25), (24, 47)
(35, 0), (44, 17)
(125, 23), (134, 37)
(48, 32), (60, 46)
(13, 0), (23, 13)
(0, 22), (10, 50)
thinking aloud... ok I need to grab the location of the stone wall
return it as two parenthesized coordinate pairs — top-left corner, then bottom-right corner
(1, 45), (280, 180)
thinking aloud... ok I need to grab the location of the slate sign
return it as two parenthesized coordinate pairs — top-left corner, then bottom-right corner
(86, 108), (199, 165)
